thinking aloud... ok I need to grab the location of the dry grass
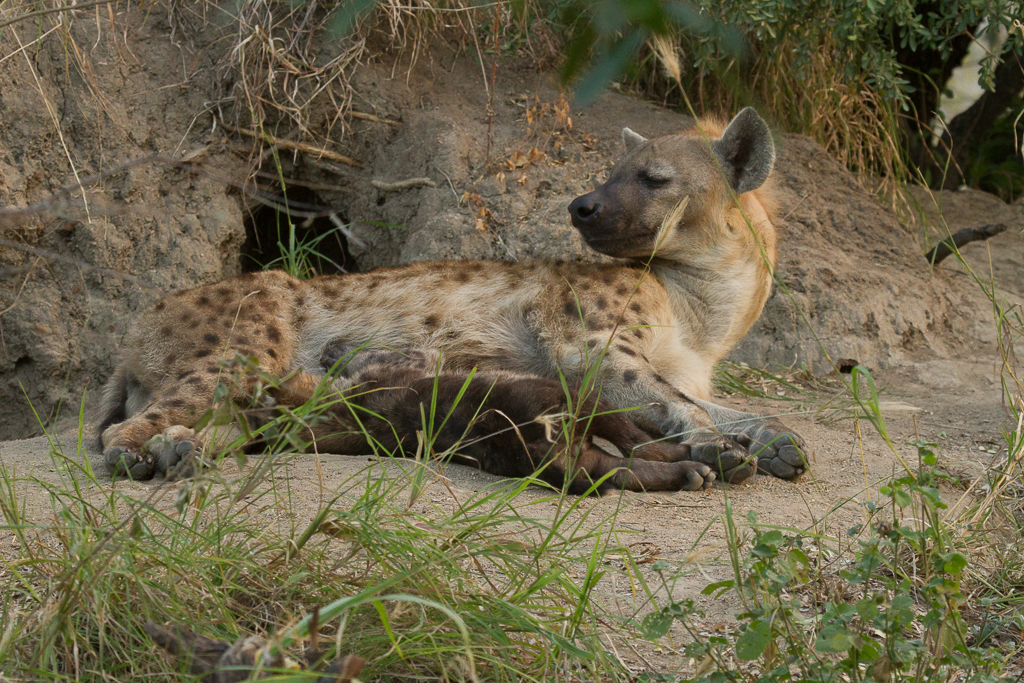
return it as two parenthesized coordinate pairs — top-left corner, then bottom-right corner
(631, 29), (909, 210)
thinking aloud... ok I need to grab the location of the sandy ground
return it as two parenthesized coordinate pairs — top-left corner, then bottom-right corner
(0, 365), (1014, 674)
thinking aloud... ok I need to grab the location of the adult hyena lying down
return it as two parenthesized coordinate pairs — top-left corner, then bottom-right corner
(98, 107), (809, 487)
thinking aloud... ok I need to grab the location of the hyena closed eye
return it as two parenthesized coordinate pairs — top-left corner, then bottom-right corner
(97, 107), (810, 487)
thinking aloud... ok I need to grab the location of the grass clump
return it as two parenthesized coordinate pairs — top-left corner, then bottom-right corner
(0, 414), (636, 681)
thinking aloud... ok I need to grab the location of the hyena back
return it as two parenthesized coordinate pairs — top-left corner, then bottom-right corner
(99, 107), (809, 487)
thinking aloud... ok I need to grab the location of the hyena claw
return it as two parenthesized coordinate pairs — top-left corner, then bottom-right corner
(146, 426), (203, 480)
(105, 445), (157, 480)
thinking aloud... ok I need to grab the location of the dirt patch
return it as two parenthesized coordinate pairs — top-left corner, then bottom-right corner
(0, 382), (1013, 675)
(0, 12), (243, 439)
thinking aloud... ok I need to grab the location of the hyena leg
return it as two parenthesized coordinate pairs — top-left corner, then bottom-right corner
(573, 352), (756, 483)
(655, 401), (759, 484)
(689, 397), (810, 479)
(571, 408), (717, 491)
(605, 383), (756, 484)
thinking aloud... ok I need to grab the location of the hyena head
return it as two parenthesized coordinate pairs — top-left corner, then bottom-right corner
(568, 107), (776, 262)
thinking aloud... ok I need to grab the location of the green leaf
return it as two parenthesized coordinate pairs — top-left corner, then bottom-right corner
(641, 610), (674, 640)
(815, 625), (857, 653)
(943, 551), (968, 575)
(735, 621), (772, 661)
(856, 596), (879, 621)
(701, 579), (735, 596)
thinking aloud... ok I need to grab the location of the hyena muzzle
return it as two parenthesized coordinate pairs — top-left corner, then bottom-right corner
(97, 107), (809, 489)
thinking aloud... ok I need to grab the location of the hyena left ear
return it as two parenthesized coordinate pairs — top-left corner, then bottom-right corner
(712, 107), (775, 194)
(622, 127), (647, 152)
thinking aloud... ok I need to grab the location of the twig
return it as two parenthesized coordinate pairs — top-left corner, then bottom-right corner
(219, 120), (362, 168)
(483, 0), (501, 170)
(371, 177), (437, 192)
(327, 213), (366, 249)
(432, 163), (461, 202)
(0, 0), (116, 31)
(924, 223), (1007, 265)
(350, 111), (401, 126)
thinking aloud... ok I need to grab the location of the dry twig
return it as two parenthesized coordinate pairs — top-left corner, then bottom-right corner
(371, 177), (437, 191)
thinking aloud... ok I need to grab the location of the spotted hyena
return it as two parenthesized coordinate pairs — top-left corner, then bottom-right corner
(98, 107), (809, 489)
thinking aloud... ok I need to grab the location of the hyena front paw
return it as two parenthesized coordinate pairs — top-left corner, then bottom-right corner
(687, 436), (755, 484)
(105, 426), (203, 481)
(731, 423), (809, 480)
(145, 426), (204, 480)
(105, 445), (157, 480)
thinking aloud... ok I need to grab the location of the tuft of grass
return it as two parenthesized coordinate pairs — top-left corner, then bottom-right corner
(0, 426), (639, 680)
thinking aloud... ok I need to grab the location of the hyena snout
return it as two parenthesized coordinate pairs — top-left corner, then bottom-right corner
(568, 191), (602, 226)
(568, 186), (645, 257)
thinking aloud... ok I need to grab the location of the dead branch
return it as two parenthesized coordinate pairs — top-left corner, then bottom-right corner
(0, 0), (116, 31)
(144, 621), (366, 683)
(371, 177), (437, 192)
(924, 223), (1007, 265)
(350, 111), (401, 126)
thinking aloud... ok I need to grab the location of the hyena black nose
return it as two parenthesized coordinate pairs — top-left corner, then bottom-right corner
(569, 194), (602, 226)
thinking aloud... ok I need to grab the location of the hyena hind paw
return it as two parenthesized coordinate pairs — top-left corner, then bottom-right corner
(105, 426), (203, 481)
(105, 445), (157, 481)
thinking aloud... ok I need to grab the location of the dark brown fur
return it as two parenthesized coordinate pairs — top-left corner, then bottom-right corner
(266, 348), (715, 494)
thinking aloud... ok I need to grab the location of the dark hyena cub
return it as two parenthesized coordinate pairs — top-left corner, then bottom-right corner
(265, 345), (715, 494)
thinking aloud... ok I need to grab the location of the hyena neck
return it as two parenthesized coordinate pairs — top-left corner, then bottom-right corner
(650, 231), (775, 363)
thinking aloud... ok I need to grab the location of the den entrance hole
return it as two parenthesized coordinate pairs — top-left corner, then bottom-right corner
(241, 185), (358, 275)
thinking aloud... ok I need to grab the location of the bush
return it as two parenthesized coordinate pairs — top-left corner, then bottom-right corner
(555, 0), (1023, 197)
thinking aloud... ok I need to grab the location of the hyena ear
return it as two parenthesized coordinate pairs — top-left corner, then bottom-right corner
(622, 127), (647, 152)
(712, 107), (775, 194)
